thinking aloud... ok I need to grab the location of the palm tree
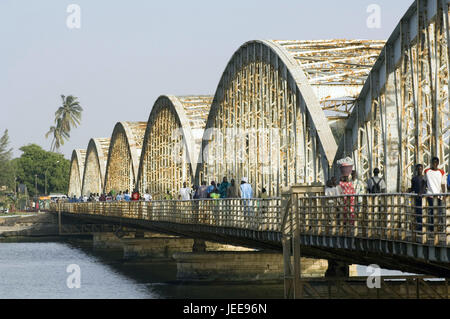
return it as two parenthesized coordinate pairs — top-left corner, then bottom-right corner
(45, 118), (70, 152)
(45, 95), (83, 152)
(55, 95), (83, 134)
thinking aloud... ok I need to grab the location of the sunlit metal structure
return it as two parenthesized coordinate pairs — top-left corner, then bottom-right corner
(136, 95), (212, 199)
(104, 122), (147, 194)
(67, 149), (86, 198)
(81, 138), (110, 196)
(334, 0), (450, 192)
(196, 39), (385, 196)
(68, 0), (449, 198)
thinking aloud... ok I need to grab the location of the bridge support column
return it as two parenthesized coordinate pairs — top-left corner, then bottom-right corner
(134, 231), (145, 239)
(173, 252), (328, 282)
(325, 260), (350, 278)
(192, 239), (206, 252)
(122, 236), (194, 260)
(173, 251), (284, 282)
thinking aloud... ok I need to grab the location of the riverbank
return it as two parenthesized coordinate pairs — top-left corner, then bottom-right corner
(0, 212), (59, 238)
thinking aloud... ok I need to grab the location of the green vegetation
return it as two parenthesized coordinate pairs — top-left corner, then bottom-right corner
(13, 144), (70, 197)
(0, 130), (15, 190)
(45, 95), (83, 152)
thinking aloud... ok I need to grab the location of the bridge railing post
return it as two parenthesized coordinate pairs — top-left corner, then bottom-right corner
(446, 195), (450, 247)
(386, 195), (392, 240)
(400, 195), (407, 241)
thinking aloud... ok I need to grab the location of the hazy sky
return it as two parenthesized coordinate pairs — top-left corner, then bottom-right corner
(0, 0), (413, 159)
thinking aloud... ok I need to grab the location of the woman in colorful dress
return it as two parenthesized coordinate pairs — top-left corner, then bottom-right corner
(337, 176), (356, 226)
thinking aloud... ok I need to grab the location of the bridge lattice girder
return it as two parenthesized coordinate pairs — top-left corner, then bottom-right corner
(334, 0), (450, 192)
(136, 95), (213, 199)
(81, 138), (110, 196)
(68, 149), (86, 197)
(68, 0), (449, 197)
(104, 121), (147, 194)
(196, 40), (384, 196)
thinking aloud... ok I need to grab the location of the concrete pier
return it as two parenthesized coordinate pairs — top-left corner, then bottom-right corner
(173, 252), (329, 282)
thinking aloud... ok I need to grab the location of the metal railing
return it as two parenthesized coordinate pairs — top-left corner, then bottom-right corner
(50, 193), (450, 247)
(283, 193), (450, 247)
(51, 199), (284, 232)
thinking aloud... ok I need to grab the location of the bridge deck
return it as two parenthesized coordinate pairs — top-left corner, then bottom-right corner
(50, 194), (450, 277)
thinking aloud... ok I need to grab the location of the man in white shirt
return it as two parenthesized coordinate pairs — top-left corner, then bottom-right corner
(179, 182), (192, 201)
(143, 189), (152, 201)
(424, 157), (446, 231)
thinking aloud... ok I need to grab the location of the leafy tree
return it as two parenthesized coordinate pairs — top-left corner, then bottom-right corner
(0, 129), (15, 190)
(45, 95), (83, 152)
(13, 144), (70, 196)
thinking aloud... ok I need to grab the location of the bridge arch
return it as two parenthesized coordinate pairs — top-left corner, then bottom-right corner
(104, 121), (147, 194)
(68, 149), (86, 198)
(334, 0), (450, 192)
(81, 138), (110, 196)
(196, 39), (384, 196)
(136, 95), (212, 199)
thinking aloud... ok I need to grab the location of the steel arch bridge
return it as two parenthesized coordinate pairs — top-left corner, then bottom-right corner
(60, 0), (450, 281)
(68, 0), (449, 213)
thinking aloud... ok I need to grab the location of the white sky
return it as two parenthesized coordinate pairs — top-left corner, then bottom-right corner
(0, 0), (413, 159)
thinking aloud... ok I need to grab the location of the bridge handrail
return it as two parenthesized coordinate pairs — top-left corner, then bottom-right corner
(50, 193), (449, 248)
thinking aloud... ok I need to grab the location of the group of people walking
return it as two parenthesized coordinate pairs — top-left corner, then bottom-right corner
(328, 156), (449, 232)
(178, 177), (256, 201)
(69, 189), (152, 203)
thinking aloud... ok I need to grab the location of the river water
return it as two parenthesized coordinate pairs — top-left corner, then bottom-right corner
(0, 239), (285, 299)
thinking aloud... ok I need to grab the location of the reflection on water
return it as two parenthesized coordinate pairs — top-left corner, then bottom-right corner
(0, 239), (284, 299)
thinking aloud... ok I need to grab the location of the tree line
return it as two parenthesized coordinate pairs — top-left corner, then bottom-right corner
(0, 95), (83, 197)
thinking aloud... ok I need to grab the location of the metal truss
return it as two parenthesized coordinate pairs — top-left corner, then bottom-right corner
(68, 149), (86, 197)
(104, 121), (147, 194)
(334, 0), (450, 192)
(68, 0), (449, 197)
(81, 138), (110, 196)
(196, 40), (383, 196)
(136, 95), (212, 199)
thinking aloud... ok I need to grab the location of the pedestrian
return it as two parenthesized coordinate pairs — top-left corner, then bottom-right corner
(409, 164), (427, 231)
(116, 191), (123, 202)
(240, 177), (254, 223)
(164, 189), (173, 200)
(207, 181), (216, 197)
(367, 168), (387, 194)
(131, 189), (140, 201)
(240, 177), (253, 199)
(197, 181), (209, 199)
(325, 179), (339, 197)
(218, 177), (230, 198)
(210, 189), (220, 199)
(227, 179), (241, 198)
(179, 182), (193, 201)
(351, 170), (365, 196)
(192, 185), (200, 199)
(99, 193), (106, 202)
(336, 175), (356, 226)
(142, 189), (152, 201)
(424, 157), (446, 232)
(124, 190), (131, 202)
(336, 157), (356, 226)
